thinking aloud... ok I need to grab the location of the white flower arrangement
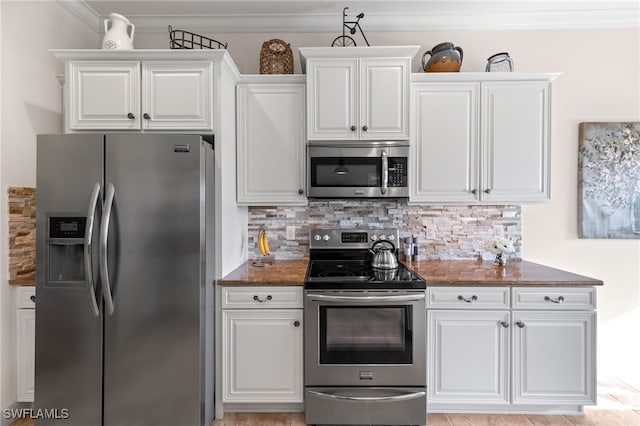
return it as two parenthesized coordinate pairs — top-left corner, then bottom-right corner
(484, 236), (514, 255)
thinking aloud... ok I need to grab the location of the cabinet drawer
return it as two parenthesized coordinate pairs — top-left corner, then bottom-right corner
(427, 287), (509, 309)
(16, 287), (36, 309)
(512, 287), (596, 310)
(221, 286), (303, 309)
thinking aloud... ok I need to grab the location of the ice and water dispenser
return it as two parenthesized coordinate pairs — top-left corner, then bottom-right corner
(47, 216), (86, 284)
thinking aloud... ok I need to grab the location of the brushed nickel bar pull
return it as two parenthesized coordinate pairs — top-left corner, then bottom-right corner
(544, 295), (565, 304)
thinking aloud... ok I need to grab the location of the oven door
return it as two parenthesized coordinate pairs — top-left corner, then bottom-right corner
(307, 144), (409, 198)
(304, 290), (426, 387)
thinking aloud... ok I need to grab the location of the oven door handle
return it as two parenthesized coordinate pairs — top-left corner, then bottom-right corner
(306, 293), (425, 303)
(308, 390), (426, 402)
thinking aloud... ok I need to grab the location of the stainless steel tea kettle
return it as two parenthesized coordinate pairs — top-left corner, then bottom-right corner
(369, 240), (399, 270)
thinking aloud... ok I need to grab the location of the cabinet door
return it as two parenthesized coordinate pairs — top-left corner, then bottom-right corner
(237, 84), (307, 205)
(512, 311), (596, 405)
(428, 310), (510, 405)
(410, 82), (479, 203)
(67, 61), (140, 130)
(307, 59), (357, 140)
(142, 61), (213, 130)
(481, 81), (551, 202)
(360, 58), (410, 140)
(17, 309), (35, 402)
(222, 309), (303, 403)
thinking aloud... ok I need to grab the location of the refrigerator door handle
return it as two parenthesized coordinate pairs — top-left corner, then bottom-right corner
(84, 182), (101, 317)
(100, 183), (116, 315)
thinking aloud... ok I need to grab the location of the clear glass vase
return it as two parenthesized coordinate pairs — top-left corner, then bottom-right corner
(494, 252), (507, 267)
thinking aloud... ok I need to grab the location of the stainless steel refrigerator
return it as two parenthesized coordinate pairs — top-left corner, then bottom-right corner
(34, 133), (215, 426)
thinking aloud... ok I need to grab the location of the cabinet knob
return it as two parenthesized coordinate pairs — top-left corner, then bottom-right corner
(127, 112), (135, 119)
(253, 295), (273, 303)
(362, 125), (368, 131)
(350, 125), (357, 131)
(471, 189), (478, 195)
(484, 188), (492, 194)
(516, 321), (525, 328)
(544, 295), (565, 304)
(457, 295), (478, 303)
(500, 321), (509, 328)
(30, 295), (36, 303)
(143, 113), (151, 120)
(293, 320), (301, 327)
(298, 189), (304, 195)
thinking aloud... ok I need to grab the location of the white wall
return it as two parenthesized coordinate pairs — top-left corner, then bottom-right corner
(136, 27), (640, 387)
(0, 1), (98, 409)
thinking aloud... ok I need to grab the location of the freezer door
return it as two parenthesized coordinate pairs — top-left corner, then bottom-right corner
(102, 134), (206, 426)
(34, 134), (103, 426)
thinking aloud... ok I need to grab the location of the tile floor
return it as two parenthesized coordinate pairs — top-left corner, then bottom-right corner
(10, 377), (640, 426)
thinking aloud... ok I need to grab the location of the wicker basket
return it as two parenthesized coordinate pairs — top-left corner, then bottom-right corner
(260, 39), (294, 74)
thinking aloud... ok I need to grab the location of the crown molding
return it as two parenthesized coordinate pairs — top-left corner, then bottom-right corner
(57, 0), (102, 33)
(57, 1), (640, 34)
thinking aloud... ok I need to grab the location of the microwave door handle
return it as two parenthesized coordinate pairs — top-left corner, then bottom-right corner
(99, 183), (116, 316)
(381, 150), (388, 195)
(84, 182), (101, 317)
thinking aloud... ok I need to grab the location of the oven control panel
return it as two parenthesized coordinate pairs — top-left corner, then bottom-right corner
(310, 228), (399, 250)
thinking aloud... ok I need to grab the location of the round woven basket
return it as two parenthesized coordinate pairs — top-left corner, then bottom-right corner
(260, 39), (294, 74)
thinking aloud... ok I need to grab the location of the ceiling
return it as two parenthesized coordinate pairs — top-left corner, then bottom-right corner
(58, 0), (640, 33)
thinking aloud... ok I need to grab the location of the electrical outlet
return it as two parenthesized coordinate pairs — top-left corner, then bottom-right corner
(286, 226), (296, 240)
(426, 226), (436, 240)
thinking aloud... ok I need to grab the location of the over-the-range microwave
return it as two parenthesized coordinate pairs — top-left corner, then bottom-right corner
(306, 141), (409, 198)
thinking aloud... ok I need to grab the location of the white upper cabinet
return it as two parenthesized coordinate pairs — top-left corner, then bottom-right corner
(410, 73), (558, 204)
(481, 81), (550, 203)
(358, 58), (410, 139)
(68, 61), (141, 130)
(301, 46), (418, 141)
(68, 60), (212, 131)
(52, 50), (235, 133)
(307, 58), (358, 140)
(141, 61), (212, 130)
(411, 82), (479, 203)
(236, 78), (307, 205)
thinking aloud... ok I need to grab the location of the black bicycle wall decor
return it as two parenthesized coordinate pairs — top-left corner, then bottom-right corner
(331, 7), (370, 47)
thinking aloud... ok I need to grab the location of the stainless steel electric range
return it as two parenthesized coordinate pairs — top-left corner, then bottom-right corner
(304, 228), (427, 426)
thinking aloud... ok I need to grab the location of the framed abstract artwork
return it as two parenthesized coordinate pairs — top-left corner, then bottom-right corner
(579, 122), (640, 238)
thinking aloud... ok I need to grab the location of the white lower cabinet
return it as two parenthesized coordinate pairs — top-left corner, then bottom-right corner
(512, 311), (596, 405)
(427, 286), (596, 413)
(221, 286), (303, 404)
(16, 287), (36, 402)
(428, 310), (509, 404)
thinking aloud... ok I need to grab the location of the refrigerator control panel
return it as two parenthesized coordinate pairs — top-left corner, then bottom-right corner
(49, 216), (86, 239)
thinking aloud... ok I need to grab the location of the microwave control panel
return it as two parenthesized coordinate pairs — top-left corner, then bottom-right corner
(388, 158), (407, 187)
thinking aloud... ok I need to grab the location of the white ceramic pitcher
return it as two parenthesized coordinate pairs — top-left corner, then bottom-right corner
(102, 13), (135, 49)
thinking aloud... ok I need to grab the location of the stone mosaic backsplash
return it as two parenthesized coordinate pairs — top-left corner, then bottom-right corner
(248, 200), (521, 261)
(8, 187), (36, 285)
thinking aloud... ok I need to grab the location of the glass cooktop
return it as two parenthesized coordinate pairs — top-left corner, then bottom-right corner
(305, 260), (426, 290)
